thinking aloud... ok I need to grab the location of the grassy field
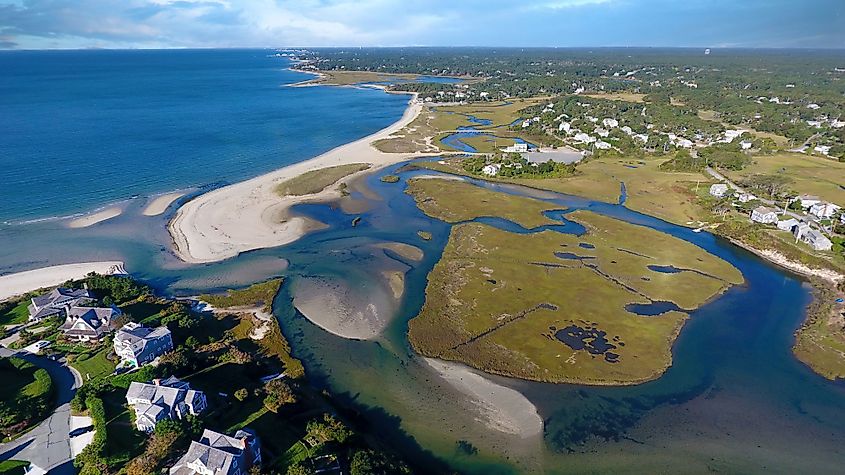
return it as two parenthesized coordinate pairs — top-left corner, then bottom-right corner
(298, 70), (419, 86)
(722, 152), (845, 205)
(419, 156), (712, 225)
(101, 389), (146, 465)
(0, 300), (29, 326)
(0, 357), (53, 438)
(407, 180), (742, 384)
(406, 177), (563, 228)
(200, 279), (283, 312)
(275, 164), (370, 197)
(70, 347), (116, 382)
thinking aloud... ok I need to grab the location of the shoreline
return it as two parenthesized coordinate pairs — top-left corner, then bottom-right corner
(168, 91), (426, 263)
(143, 191), (186, 217)
(0, 261), (127, 301)
(67, 207), (123, 228)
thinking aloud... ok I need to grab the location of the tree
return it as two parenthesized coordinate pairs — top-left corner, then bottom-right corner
(306, 414), (353, 445)
(184, 336), (200, 349)
(234, 388), (249, 402)
(712, 199), (734, 219)
(286, 464), (309, 475)
(740, 174), (792, 199)
(263, 379), (297, 413)
(350, 449), (411, 475)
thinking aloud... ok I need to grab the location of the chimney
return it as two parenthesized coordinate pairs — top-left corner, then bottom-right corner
(64, 304), (72, 317)
(83, 282), (88, 290)
(153, 378), (161, 386)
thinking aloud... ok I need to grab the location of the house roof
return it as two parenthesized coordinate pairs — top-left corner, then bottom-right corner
(115, 323), (171, 357)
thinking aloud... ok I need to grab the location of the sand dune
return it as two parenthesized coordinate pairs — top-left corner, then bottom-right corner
(0, 261), (126, 301)
(168, 93), (424, 263)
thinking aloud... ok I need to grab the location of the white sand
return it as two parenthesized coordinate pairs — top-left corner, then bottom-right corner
(168, 94), (424, 263)
(143, 192), (186, 216)
(67, 207), (122, 228)
(423, 357), (543, 438)
(292, 276), (392, 340)
(0, 261), (126, 301)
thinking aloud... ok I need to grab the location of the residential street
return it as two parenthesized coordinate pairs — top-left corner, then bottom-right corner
(0, 348), (82, 474)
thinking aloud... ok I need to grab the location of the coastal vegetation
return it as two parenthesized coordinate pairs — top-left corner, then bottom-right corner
(0, 357), (53, 439)
(407, 179), (742, 384)
(275, 163), (370, 197)
(406, 177), (562, 228)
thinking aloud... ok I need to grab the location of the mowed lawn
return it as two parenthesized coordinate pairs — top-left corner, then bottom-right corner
(0, 300), (30, 326)
(70, 348), (116, 382)
(723, 152), (845, 205)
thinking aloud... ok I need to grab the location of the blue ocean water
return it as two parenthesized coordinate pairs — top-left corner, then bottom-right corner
(0, 49), (409, 223)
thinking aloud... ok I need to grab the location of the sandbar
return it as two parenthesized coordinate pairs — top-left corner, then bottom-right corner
(168, 93), (425, 263)
(292, 276), (393, 340)
(0, 261), (126, 301)
(423, 357), (543, 438)
(143, 192), (186, 216)
(67, 207), (122, 228)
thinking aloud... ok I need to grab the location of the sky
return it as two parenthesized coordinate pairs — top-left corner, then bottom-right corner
(0, 0), (843, 50)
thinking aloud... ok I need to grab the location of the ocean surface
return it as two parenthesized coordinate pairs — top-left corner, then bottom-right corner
(0, 49), (409, 223)
(2, 49), (845, 474)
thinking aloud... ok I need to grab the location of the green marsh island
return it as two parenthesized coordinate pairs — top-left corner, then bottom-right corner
(407, 178), (744, 384)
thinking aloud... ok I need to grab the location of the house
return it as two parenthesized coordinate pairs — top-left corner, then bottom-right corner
(169, 428), (261, 475)
(793, 223), (833, 251)
(602, 118), (619, 128)
(736, 192), (757, 203)
(675, 138), (694, 148)
(792, 194), (822, 209)
(814, 145), (832, 155)
(750, 206), (778, 224)
(595, 140), (612, 150)
(807, 103), (821, 110)
(806, 120), (823, 128)
(481, 164), (501, 176)
(777, 218), (800, 232)
(594, 128), (610, 138)
(709, 184), (729, 198)
(574, 133), (596, 144)
(126, 376), (206, 432)
(28, 287), (94, 322)
(809, 202), (842, 219)
(502, 143), (529, 153)
(740, 140), (753, 150)
(114, 322), (173, 367)
(722, 129), (747, 143)
(59, 306), (118, 342)
(558, 122), (571, 133)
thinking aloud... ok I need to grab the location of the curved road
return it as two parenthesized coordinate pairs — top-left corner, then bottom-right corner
(0, 348), (81, 474)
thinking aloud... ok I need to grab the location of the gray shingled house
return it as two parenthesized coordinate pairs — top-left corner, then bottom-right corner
(169, 428), (261, 475)
(126, 376), (207, 432)
(28, 287), (94, 322)
(113, 322), (173, 367)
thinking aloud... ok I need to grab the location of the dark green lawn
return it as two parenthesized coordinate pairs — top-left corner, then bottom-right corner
(0, 460), (29, 475)
(0, 357), (53, 438)
(101, 389), (146, 465)
(0, 301), (30, 326)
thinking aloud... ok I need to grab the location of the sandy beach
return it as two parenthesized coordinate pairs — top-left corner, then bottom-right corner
(67, 207), (122, 228)
(423, 357), (543, 438)
(168, 93), (425, 263)
(0, 261), (126, 301)
(143, 192), (186, 216)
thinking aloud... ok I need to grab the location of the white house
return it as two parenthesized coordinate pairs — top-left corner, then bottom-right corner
(736, 192), (757, 203)
(594, 140), (612, 150)
(114, 322), (173, 367)
(481, 164), (501, 176)
(807, 103), (821, 110)
(793, 194), (822, 209)
(809, 202), (842, 219)
(594, 128), (610, 138)
(709, 184), (729, 198)
(777, 218), (800, 232)
(723, 129), (747, 143)
(635, 134), (649, 143)
(574, 133), (596, 144)
(602, 118), (619, 128)
(750, 206), (778, 224)
(814, 145), (832, 155)
(126, 377), (207, 432)
(558, 122), (571, 133)
(740, 140), (753, 150)
(806, 120), (823, 128)
(675, 138), (694, 148)
(503, 143), (529, 153)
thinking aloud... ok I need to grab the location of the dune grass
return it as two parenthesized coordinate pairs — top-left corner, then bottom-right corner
(275, 164), (370, 197)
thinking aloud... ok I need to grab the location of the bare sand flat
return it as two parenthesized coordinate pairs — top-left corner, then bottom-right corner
(168, 94), (426, 263)
(0, 261), (126, 301)
(67, 207), (122, 228)
(143, 192), (186, 216)
(378, 242), (424, 262)
(292, 276), (394, 340)
(423, 357), (543, 438)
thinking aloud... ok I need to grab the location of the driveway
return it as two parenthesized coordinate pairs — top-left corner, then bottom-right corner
(0, 348), (82, 473)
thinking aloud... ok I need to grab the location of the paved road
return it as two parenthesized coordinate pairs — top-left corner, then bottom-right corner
(0, 348), (81, 473)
